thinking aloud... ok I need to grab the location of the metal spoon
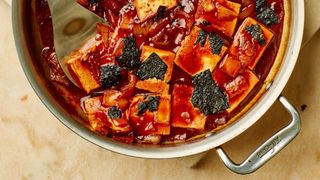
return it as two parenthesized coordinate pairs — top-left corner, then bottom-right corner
(47, 0), (105, 87)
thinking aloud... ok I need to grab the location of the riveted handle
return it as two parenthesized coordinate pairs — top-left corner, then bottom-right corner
(216, 95), (301, 174)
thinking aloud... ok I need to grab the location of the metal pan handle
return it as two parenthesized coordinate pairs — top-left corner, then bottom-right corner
(215, 95), (301, 174)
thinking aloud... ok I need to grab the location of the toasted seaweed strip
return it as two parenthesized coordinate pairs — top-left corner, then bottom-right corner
(257, 7), (280, 26)
(137, 102), (148, 115)
(137, 96), (160, 115)
(100, 65), (123, 88)
(255, 0), (280, 26)
(194, 29), (208, 47)
(116, 36), (141, 69)
(192, 69), (213, 87)
(155, 6), (167, 21)
(136, 53), (168, 80)
(147, 96), (160, 112)
(256, 0), (266, 12)
(208, 33), (224, 55)
(191, 70), (229, 115)
(194, 29), (224, 55)
(108, 106), (122, 119)
(201, 20), (211, 26)
(245, 24), (266, 45)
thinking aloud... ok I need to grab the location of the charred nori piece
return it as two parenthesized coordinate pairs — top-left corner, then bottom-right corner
(257, 7), (280, 26)
(245, 24), (266, 45)
(155, 6), (167, 21)
(136, 53), (167, 80)
(116, 36), (141, 69)
(146, 96), (159, 111)
(201, 20), (211, 26)
(255, 0), (280, 26)
(108, 106), (122, 119)
(191, 70), (229, 115)
(194, 29), (223, 54)
(137, 96), (160, 115)
(100, 65), (122, 88)
(194, 29), (208, 47)
(137, 102), (148, 115)
(208, 33), (224, 55)
(255, 0), (266, 12)
(89, 0), (98, 4)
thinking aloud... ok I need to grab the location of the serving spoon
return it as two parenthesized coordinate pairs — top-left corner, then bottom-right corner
(47, 0), (105, 87)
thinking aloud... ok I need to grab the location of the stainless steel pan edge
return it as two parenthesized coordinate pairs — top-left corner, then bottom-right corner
(12, 0), (304, 173)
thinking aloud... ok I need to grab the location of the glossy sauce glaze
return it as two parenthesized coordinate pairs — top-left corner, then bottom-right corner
(35, 0), (285, 144)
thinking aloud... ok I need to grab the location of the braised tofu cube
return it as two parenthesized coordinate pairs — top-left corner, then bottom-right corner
(229, 17), (274, 69)
(135, 46), (175, 94)
(68, 55), (100, 93)
(174, 26), (227, 76)
(225, 70), (260, 112)
(171, 84), (207, 130)
(88, 109), (132, 134)
(134, 0), (177, 22)
(82, 96), (102, 114)
(195, 0), (241, 37)
(66, 36), (104, 93)
(129, 94), (171, 135)
(83, 96), (132, 134)
(102, 90), (130, 110)
(87, 113), (110, 135)
(219, 54), (242, 78)
(105, 106), (132, 133)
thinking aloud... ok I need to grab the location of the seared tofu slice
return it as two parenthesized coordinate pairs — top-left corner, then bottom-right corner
(135, 46), (175, 94)
(174, 26), (227, 76)
(129, 94), (171, 135)
(195, 0), (241, 37)
(229, 17), (274, 70)
(171, 84), (207, 130)
(82, 96), (132, 134)
(68, 55), (100, 93)
(134, 0), (177, 22)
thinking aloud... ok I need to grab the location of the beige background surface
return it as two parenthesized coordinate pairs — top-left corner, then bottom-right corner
(1, 0), (320, 179)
